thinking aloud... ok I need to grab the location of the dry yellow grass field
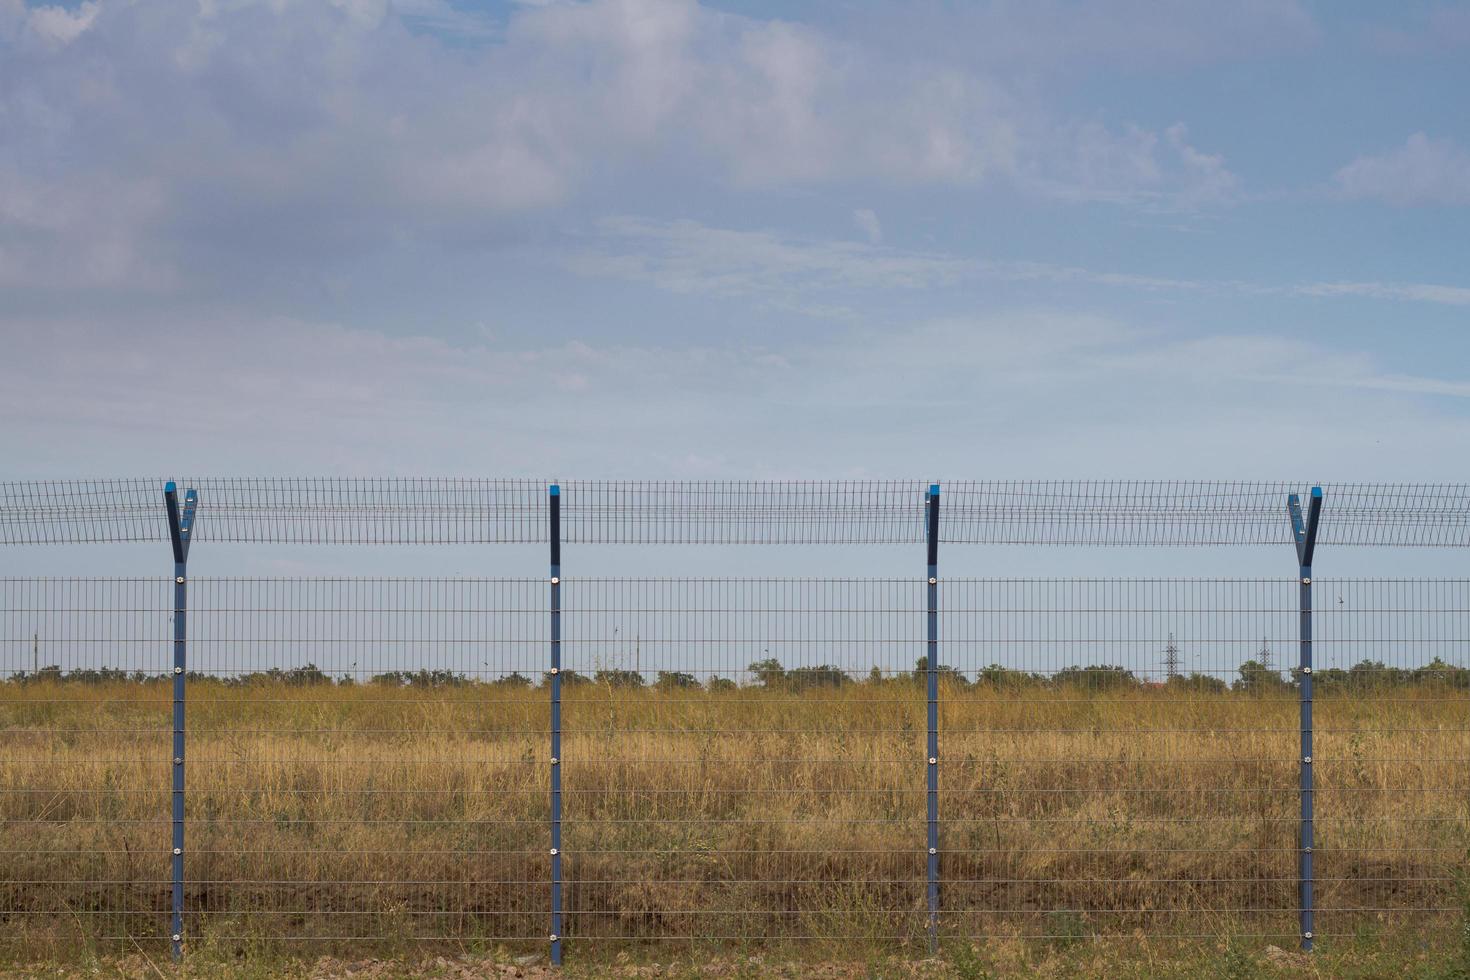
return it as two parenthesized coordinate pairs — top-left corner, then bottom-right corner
(1, 677), (1465, 963)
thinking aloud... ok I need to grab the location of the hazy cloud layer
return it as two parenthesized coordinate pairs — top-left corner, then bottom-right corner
(3, 314), (1464, 479)
(0, 0), (1255, 300)
(570, 217), (1470, 310)
(1335, 133), (1470, 206)
(841, 0), (1319, 74)
(1, 0), (1467, 493)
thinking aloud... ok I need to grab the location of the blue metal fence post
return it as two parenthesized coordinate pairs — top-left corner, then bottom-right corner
(163, 482), (198, 962)
(548, 484), (564, 966)
(1287, 486), (1322, 952)
(925, 484), (940, 953)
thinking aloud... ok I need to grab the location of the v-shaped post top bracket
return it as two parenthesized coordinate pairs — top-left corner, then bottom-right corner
(164, 482), (199, 566)
(1287, 486), (1323, 569)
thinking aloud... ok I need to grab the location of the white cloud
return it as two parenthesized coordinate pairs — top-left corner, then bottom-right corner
(1334, 133), (1470, 206)
(852, 209), (881, 244)
(1361, 7), (1470, 56)
(24, 1), (97, 44)
(694, 18), (1019, 187)
(2, 313), (1463, 481)
(1293, 280), (1470, 307)
(0, 315), (794, 475)
(569, 217), (975, 303)
(0, 169), (176, 290)
(1028, 122), (1238, 209)
(0, 0), (1246, 297)
(571, 217), (1470, 312)
(852, 0), (1319, 76)
(572, 216), (1209, 300)
(389, 1), (497, 39)
(1107, 333), (1470, 400)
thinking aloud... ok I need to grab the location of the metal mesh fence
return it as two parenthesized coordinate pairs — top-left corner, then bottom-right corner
(3, 574), (1465, 957)
(0, 578), (174, 949)
(1312, 580), (1470, 932)
(0, 578), (550, 952)
(8, 479), (1470, 545)
(939, 578), (1301, 941)
(3, 479), (1468, 964)
(559, 578), (929, 945)
(179, 578), (549, 946)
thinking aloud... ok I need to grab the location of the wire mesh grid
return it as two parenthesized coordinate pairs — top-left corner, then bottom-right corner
(0, 578), (551, 952)
(0, 576), (1465, 954)
(558, 578), (930, 945)
(0, 578), (174, 949)
(555, 578), (1308, 944)
(938, 579), (1302, 941)
(8, 480), (1470, 545)
(1311, 579), (1470, 934)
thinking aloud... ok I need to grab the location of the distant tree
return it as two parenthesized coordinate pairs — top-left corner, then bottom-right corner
(1311, 667), (1349, 692)
(787, 664), (850, 690)
(1413, 658), (1470, 690)
(1168, 672), (1228, 695)
(1053, 665), (1137, 691)
(594, 668), (645, 688)
(655, 670), (701, 690)
(370, 668), (465, 687)
(237, 664), (333, 686)
(545, 669), (590, 687)
(1345, 659), (1409, 691)
(912, 656), (968, 687)
(1233, 659), (1289, 694)
(1311, 659), (1411, 693)
(705, 676), (737, 692)
(747, 658), (785, 689)
(974, 663), (1044, 689)
(59, 667), (131, 685)
(743, 659), (856, 690)
(494, 672), (533, 688)
(16, 665), (62, 685)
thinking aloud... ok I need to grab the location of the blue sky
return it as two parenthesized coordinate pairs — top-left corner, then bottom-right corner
(1, 0), (1469, 482)
(5, 0), (1470, 674)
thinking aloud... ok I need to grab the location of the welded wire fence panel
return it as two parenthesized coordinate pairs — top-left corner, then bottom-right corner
(557, 483), (929, 544)
(0, 579), (549, 955)
(1313, 580), (1470, 937)
(938, 579), (1302, 941)
(2, 574), (1469, 957)
(941, 483), (1470, 546)
(9, 480), (1470, 545)
(0, 480), (548, 545)
(559, 579), (929, 945)
(182, 578), (548, 951)
(0, 578), (174, 957)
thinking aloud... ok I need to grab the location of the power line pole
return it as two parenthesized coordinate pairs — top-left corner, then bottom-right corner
(1162, 632), (1181, 680)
